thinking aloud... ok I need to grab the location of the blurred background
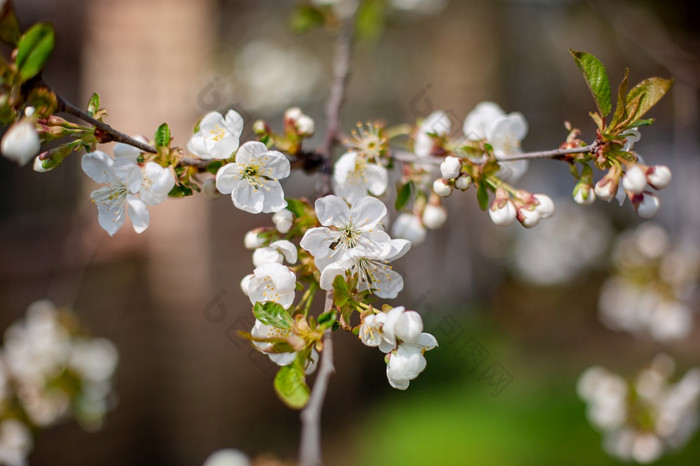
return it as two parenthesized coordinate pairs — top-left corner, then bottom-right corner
(1, 0), (699, 464)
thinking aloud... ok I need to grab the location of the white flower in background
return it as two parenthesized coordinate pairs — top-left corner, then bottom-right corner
(285, 107), (315, 137)
(250, 319), (297, 367)
(319, 239), (410, 299)
(310, 0), (359, 19)
(82, 150), (149, 236)
(598, 223), (697, 342)
(414, 111), (451, 158)
(215, 141), (291, 214)
(0, 419), (33, 466)
(422, 204), (447, 230)
(202, 449), (251, 466)
(332, 151), (388, 203)
(240, 274), (253, 296)
(246, 262), (297, 309)
(300, 195), (392, 272)
(463, 102), (528, 182)
(69, 338), (119, 383)
(272, 209), (294, 234)
(187, 110), (244, 159)
(390, 0), (448, 15)
(243, 230), (266, 249)
(391, 212), (427, 245)
(1, 119), (41, 166)
(511, 202), (611, 286)
(252, 240), (298, 267)
(432, 178), (452, 197)
(579, 357), (700, 464)
(237, 41), (322, 112)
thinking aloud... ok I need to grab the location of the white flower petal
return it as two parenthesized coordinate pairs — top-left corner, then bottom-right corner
(232, 181), (266, 214)
(126, 196), (150, 233)
(82, 151), (115, 184)
(215, 163), (243, 194)
(315, 195), (351, 227)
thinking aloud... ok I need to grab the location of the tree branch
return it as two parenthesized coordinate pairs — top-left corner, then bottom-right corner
(298, 292), (335, 466)
(391, 143), (597, 165)
(318, 16), (356, 196)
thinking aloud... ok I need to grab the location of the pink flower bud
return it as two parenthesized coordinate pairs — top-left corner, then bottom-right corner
(489, 199), (516, 226)
(432, 178), (453, 197)
(595, 177), (618, 201)
(439, 156), (461, 180)
(517, 207), (541, 228)
(622, 165), (647, 194)
(635, 192), (660, 219)
(646, 165), (671, 190)
(533, 194), (554, 219)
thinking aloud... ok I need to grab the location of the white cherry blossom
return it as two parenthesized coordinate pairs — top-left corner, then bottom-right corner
(332, 151), (388, 203)
(1, 119), (40, 166)
(187, 110), (244, 159)
(300, 195), (392, 272)
(386, 335), (437, 390)
(252, 240), (298, 267)
(391, 212), (427, 245)
(272, 209), (294, 234)
(414, 110), (451, 158)
(251, 319), (297, 366)
(246, 262), (296, 309)
(463, 102), (529, 182)
(82, 150), (149, 236)
(139, 162), (175, 205)
(216, 141), (291, 214)
(319, 239), (410, 299)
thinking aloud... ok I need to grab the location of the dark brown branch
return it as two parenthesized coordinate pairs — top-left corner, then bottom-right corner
(298, 291), (335, 466)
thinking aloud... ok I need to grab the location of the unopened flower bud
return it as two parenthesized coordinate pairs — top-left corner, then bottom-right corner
(32, 154), (55, 173)
(1, 119), (41, 165)
(489, 199), (516, 226)
(454, 175), (471, 191)
(272, 209), (294, 234)
(253, 120), (268, 135)
(296, 115), (315, 136)
(573, 183), (596, 205)
(392, 213), (427, 245)
(635, 192), (660, 219)
(422, 204), (447, 230)
(517, 207), (541, 228)
(244, 230), (266, 249)
(284, 107), (303, 122)
(432, 178), (453, 197)
(533, 194), (554, 219)
(240, 274), (253, 296)
(439, 156), (461, 180)
(646, 165), (671, 190)
(622, 165), (647, 194)
(594, 177), (618, 201)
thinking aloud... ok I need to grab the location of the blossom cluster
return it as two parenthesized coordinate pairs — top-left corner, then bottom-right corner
(578, 355), (700, 464)
(598, 223), (698, 342)
(0, 300), (119, 466)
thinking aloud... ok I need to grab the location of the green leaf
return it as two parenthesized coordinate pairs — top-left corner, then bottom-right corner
(569, 49), (612, 118)
(206, 160), (224, 175)
(168, 184), (193, 198)
(624, 77), (673, 124)
(87, 93), (100, 118)
(289, 6), (325, 33)
(253, 302), (293, 330)
(274, 364), (309, 409)
(628, 118), (655, 128)
(609, 69), (629, 129)
(356, 0), (385, 41)
(285, 198), (307, 218)
(395, 181), (413, 211)
(16, 23), (55, 81)
(0, 1), (21, 46)
(332, 275), (350, 308)
(476, 180), (489, 211)
(155, 123), (171, 147)
(317, 310), (336, 329)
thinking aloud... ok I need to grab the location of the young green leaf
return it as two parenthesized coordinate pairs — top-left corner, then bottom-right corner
(87, 93), (100, 118)
(476, 180), (489, 211)
(0, 0), (21, 46)
(609, 69), (629, 130)
(168, 184), (194, 198)
(332, 275), (350, 308)
(16, 23), (55, 81)
(274, 364), (310, 409)
(206, 160), (224, 175)
(394, 181), (413, 211)
(253, 302), (293, 330)
(289, 5), (325, 33)
(624, 77), (673, 124)
(285, 198), (308, 218)
(155, 123), (171, 147)
(569, 49), (612, 119)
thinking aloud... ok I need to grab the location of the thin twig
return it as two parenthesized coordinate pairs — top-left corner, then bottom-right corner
(318, 16), (356, 196)
(391, 143), (597, 165)
(298, 292), (336, 466)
